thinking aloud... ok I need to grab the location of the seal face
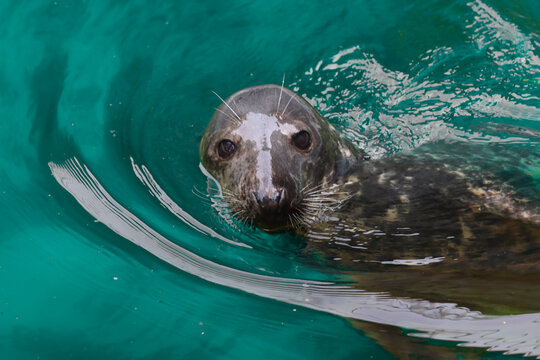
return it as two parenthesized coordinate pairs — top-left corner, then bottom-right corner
(200, 84), (362, 232)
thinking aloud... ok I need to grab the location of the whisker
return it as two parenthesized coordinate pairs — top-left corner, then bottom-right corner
(192, 186), (209, 198)
(299, 181), (317, 194)
(215, 107), (239, 125)
(288, 214), (294, 228)
(191, 187), (215, 205)
(295, 181), (352, 228)
(277, 73), (285, 112)
(290, 214), (299, 229)
(281, 92), (295, 116)
(222, 193), (239, 201)
(303, 183), (324, 196)
(231, 209), (246, 218)
(212, 91), (242, 123)
(304, 198), (343, 204)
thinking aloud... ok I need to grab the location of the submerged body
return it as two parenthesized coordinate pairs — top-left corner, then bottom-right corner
(200, 84), (540, 315)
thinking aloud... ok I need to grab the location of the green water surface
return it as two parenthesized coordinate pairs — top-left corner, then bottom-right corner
(0, 0), (539, 359)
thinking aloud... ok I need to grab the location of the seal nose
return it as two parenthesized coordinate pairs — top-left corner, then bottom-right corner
(250, 187), (295, 232)
(252, 188), (287, 214)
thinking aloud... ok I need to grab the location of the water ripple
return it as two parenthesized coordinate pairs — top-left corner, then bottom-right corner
(292, 0), (540, 158)
(50, 158), (540, 358)
(130, 157), (251, 249)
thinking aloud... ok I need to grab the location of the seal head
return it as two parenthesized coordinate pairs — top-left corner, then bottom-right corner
(200, 84), (362, 232)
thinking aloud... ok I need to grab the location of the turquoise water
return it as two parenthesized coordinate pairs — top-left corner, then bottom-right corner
(1, 0), (539, 359)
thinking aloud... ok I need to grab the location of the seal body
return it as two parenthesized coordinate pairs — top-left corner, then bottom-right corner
(200, 84), (540, 275)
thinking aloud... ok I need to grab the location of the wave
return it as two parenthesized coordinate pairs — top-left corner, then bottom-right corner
(50, 158), (540, 359)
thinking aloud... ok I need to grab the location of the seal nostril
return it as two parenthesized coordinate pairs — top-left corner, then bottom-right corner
(276, 189), (282, 204)
(252, 191), (262, 206)
(277, 189), (287, 207)
(252, 189), (288, 212)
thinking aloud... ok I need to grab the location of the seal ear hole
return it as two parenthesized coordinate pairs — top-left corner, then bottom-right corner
(292, 130), (311, 151)
(217, 139), (236, 159)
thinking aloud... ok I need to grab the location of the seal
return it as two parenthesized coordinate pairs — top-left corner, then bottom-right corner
(200, 84), (539, 273)
(200, 85), (540, 354)
(201, 83), (538, 235)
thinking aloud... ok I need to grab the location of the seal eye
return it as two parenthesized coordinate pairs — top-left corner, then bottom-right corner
(292, 130), (311, 151)
(217, 139), (236, 159)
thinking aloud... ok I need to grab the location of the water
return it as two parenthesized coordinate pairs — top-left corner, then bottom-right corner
(1, 0), (539, 359)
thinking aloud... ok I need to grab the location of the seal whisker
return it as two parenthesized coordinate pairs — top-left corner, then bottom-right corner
(281, 92), (295, 117)
(192, 185), (209, 198)
(296, 214), (305, 228)
(214, 108), (239, 125)
(277, 73), (285, 112)
(296, 182), (351, 225)
(291, 213), (302, 228)
(288, 214), (296, 228)
(237, 212), (252, 227)
(302, 185), (325, 197)
(191, 188), (213, 205)
(231, 209), (246, 218)
(302, 208), (320, 216)
(293, 215), (301, 229)
(299, 182), (312, 194)
(304, 197), (344, 204)
(222, 191), (238, 200)
(212, 91), (242, 123)
(300, 182), (322, 195)
(288, 214), (295, 228)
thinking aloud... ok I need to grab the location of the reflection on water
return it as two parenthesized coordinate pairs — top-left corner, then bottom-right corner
(49, 158), (540, 358)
